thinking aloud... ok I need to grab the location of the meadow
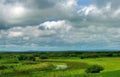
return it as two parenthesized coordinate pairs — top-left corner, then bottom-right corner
(0, 52), (120, 77)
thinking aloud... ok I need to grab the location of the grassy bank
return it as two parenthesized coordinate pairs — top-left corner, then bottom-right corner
(0, 52), (120, 77)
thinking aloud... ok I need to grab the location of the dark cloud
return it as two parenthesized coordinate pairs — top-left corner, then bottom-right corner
(23, 0), (55, 9)
(0, 0), (77, 29)
(1, 0), (55, 9)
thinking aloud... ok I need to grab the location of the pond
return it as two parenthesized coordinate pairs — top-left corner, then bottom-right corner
(56, 64), (68, 70)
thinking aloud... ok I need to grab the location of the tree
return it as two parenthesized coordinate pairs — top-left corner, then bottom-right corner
(40, 55), (48, 59)
(85, 65), (104, 73)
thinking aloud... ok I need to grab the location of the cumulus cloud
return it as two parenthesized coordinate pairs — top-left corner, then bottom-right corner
(0, 20), (73, 46)
(90, 0), (120, 8)
(8, 31), (23, 38)
(45, 23), (120, 47)
(78, 4), (109, 16)
(1, 0), (120, 50)
(39, 20), (72, 32)
(0, 0), (78, 29)
(78, 2), (120, 20)
(12, 20), (71, 37)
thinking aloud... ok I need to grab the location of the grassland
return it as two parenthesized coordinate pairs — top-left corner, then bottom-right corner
(0, 52), (120, 77)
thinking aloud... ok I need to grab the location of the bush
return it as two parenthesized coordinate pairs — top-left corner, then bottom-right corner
(80, 56), (85, 59)
(40, 55), (48, 59)
(88, 53), (99, 58)
(0, 56), (2, 59)
(28, 56), (36, 61)
(18, 55), (35, 61)
(67, 62), (89, 69)
(40, 63), (55, 71)
(85, 65), (104, 73)
(80, 53), (99, 59)
(105, 53), (113, 57)
(0, 65), (7, 70)
(18, 55), (27, 61)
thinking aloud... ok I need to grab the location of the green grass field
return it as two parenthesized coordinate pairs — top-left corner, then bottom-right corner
(0, 53), (120, 77)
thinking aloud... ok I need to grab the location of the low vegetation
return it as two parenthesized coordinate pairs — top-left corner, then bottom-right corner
(85, 65), (104, 73)
(0, 52), (119, 77)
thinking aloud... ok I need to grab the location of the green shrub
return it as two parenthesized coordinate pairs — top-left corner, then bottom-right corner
(66, 62), (89, 70)
(0, 56), (2, 59)
(40, 55), (48, 59)
(105, 53), (113, 57)
(85, 65), (104, 73)
(22, 61), (38, 65)
(28, 56), (36, 61)
(0, 65), (7, 70)
(18, 55), (27, 61)
(80, 53), (99, 59)
(40, 63), (55, 71)
(18, 55), (35, 61)
(80, 56), (85, 59)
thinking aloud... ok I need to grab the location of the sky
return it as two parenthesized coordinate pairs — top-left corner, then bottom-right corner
(0, 0), (120, 51)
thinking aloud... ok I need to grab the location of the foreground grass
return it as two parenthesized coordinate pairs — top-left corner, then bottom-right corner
(90, 70), (120, 77)
(0, 57), (120, 77)
(56, 57), (120, 71)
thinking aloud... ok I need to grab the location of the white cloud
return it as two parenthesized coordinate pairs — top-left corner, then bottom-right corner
(0, 0), (78, 27)
(113, 8), (120, 18)
(77, 2), (120, 19)
(78, 5), (100, 16)
(1, 0), (120, 50)
(0, 34), (2, 39)
(61, 0), (77, 10)
(2, 20), (120, 46)
(62, 25), (120, 44)
(6, 25), (54, 39)
(40, 20), (72, 32)
(78, 4), (110, 18)
(8, 31), (23, 38)
(2, 20), (72, 41)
